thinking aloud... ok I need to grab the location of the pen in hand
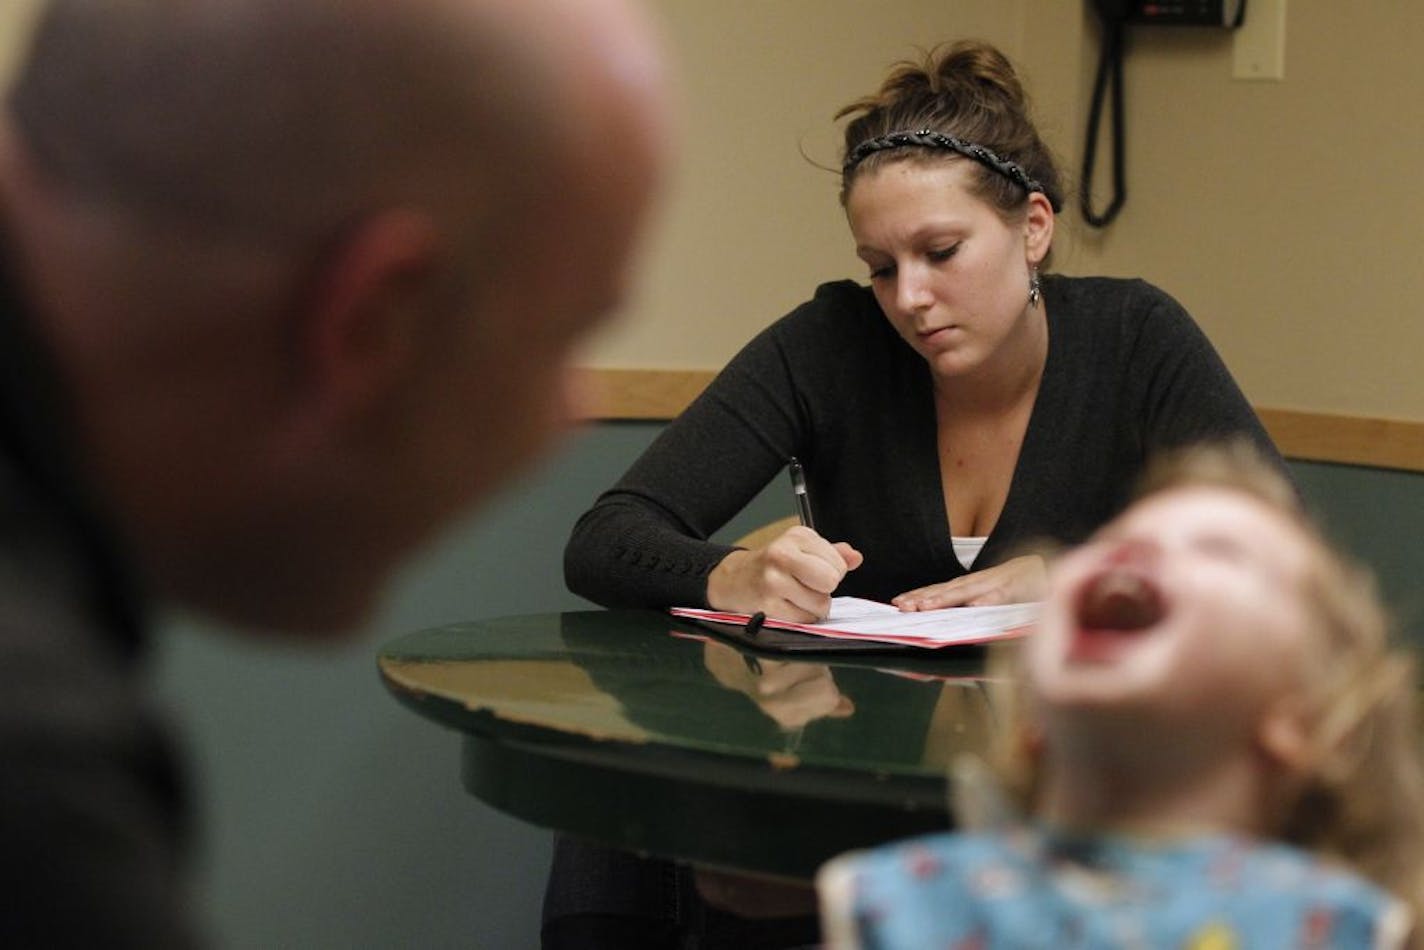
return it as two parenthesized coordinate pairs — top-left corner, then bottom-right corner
(788, 457), (815, 531)
(783, 456), (863, 620)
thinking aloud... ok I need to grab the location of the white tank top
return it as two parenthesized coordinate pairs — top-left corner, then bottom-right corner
(953, 535), (988, 570)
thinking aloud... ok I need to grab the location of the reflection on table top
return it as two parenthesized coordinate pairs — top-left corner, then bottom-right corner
(378, 609), (1010, 879)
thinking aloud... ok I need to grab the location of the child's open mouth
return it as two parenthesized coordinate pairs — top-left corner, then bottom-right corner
(1068, 567), (1167, 663)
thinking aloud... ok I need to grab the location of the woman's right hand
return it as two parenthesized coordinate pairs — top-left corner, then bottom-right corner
(705, 524), (863, 622)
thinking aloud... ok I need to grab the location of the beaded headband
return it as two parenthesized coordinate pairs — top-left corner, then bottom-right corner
(842, 128), (1045, 197)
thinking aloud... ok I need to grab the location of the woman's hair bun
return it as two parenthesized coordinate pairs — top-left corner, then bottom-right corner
(931, 41), (1028, 114)
(835, 39), (1063, 214)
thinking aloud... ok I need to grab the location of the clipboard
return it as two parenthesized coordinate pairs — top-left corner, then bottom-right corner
(673, 610), (923, 654)
(669, 598), (1036, 654)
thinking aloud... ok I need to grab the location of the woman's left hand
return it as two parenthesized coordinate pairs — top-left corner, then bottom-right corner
(891, 554), (1047, 610)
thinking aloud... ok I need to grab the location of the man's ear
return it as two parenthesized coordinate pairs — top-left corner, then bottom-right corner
(1023, 191), (1055, 266)
(298, 208), (442, 425)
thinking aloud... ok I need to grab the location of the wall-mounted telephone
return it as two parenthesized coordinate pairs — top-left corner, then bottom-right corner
(1094, 0), (1245, 27)
(1092, 0), (1134, 22)
(1080, 0), (1246, 227)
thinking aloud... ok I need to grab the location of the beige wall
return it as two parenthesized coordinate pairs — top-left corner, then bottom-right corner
(5, 2), (1417, 422)
(0, 1), (41, 92)
(1058, 2), (1424, 422)
(589, 0), (1424, 424)
(586, 0), (1040, 368)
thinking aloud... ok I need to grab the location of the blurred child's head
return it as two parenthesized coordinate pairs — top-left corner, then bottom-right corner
(1000, 441), (1424, 903)
(1027, 449), (1318, 768)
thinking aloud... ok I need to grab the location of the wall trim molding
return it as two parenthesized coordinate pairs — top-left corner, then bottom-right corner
(580, 368), (1424, 474)
(1254, 408), (1424, 473)
(580, 367), (718, 420)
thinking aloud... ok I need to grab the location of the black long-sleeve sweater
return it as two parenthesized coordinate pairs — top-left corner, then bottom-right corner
(565, 275), (1281, 608)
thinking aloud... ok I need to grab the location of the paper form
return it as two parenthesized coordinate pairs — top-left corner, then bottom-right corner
(670, 596), (1038, 649)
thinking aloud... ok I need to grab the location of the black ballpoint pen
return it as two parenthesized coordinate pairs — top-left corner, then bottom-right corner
(788, 457), (815, 531)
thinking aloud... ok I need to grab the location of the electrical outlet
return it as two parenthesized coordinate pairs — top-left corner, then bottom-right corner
(1233, 0), (1287, 80)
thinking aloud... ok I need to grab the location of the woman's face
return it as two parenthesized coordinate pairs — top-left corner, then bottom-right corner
(845, 159), (1049, 381)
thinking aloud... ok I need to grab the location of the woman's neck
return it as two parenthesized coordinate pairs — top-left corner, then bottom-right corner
(933, 301), (1048, 416)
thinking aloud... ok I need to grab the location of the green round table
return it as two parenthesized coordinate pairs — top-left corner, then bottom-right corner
(378, 609), (1004, 880)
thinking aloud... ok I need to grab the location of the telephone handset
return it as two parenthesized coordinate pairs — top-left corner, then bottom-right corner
(1079, 0), (1246, 228)
(1080, 2), (1130, 228)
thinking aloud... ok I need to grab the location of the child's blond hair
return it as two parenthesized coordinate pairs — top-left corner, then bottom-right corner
(993, 440), (1424, 938)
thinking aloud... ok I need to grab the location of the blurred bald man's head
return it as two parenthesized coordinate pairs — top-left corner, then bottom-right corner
(1, 0), (671, 632)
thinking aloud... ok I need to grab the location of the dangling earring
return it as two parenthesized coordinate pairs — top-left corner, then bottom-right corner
(1027, 266), (1042, 307)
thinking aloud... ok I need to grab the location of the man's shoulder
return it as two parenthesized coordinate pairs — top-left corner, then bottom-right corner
(0, 458), (193, 948)
(0, 466), (149, 744)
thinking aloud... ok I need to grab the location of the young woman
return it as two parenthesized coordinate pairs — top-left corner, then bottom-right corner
(565, 41), (1280, 626)
(550, 39), (1285, 949)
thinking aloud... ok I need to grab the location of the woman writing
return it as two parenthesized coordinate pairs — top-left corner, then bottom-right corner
(547, 40), (1284, 948)
(565, 40), (1281, 624)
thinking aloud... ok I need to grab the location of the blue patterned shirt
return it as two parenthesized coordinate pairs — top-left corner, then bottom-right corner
(819, 828), (1410, 949)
